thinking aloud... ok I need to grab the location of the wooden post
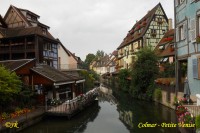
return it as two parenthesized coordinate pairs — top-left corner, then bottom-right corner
(35, 35), (39, 63)
(24, 37), (27, 58)
(9, 40), (12, 59)
(52, 86), (56, 99)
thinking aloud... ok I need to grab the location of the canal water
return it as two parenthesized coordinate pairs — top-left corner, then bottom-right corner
(20, 87), (178, 133)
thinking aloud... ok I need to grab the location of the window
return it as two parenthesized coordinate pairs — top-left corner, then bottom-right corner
(42, 28), (47, 35)
(176, 0), (185, 6)
(192, 57), (200, 79)
(151, 29), (157, 38)
(193, 58), (198, 78)
(189, 18), (196, 42)
(179, 25), (184, 40)
(162, 30), (166, 34)
(151, 29), (156, 34)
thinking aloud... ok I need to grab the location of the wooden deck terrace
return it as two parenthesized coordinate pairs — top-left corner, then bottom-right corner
(46, 87), (99, 118)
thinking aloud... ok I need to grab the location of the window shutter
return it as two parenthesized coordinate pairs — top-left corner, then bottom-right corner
(190, 18), (196, 42)
(176, 27), (179, 42)
(198, 57), (200, 79)
(183, 22), (187, 39)
(193, 58), (198, 78)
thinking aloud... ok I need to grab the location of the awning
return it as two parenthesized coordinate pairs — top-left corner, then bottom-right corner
(54, 81), (75, 86)
(76, 79), (85, 83)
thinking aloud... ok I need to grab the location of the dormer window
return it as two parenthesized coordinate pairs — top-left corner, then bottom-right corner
(42, 28), (47, 35)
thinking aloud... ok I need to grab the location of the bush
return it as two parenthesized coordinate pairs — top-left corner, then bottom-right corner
(154, 88), (162, 101)
(196, 115), (200, 129)
(118, 69), (131, 92)
(130, 47), (159, 98)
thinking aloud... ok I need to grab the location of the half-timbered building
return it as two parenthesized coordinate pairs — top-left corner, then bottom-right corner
(116, 3), (169, 69)
(0, 5), (58, 68)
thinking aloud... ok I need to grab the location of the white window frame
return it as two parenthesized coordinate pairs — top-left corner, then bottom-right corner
(198, 16), (200, 36)
(180, 25), (184, 40)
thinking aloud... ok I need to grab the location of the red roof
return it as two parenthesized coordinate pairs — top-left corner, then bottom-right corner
(117, 3), (167, 50)
(155, 29), (175, 57)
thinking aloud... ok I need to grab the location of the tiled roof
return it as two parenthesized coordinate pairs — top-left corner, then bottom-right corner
(157, 29), (174, 46)
(0, 59), (35, 71)
(0, 26), (57, 41)
(155, 29), (175, 57)
(61, 70), (84, 80)
(93, 55), (110, 67)
(160, 44), (175, 57)
(31, 65), (76, 83)
(112, 50), (118, 56)
(117, 3), (165, 49)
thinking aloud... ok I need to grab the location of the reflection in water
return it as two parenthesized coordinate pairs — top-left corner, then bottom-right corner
(20, 101), (100, 133)
(20, 86), (178, 133)
(119, 111), (134, 128)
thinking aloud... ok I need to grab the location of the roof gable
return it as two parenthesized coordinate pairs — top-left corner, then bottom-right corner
(155, 29), (175, 57)
(4, 5), (32, 28)
(57, 39), (71, 56)
(117, 3), (167, 49)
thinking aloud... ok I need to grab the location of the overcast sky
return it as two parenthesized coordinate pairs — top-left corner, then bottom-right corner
(0, 0), (174, 60)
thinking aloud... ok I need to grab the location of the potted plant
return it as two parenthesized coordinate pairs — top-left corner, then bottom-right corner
(196, 35), (200, 43)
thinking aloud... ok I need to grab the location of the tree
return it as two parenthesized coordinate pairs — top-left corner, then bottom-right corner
(118, 69), (131, 92)
(130, 47), (159, 99)
(95, 50), (105, 60)
(0, 66), (22, 110)
(79, 70), (99, 92)
(84, 53), (96, 69)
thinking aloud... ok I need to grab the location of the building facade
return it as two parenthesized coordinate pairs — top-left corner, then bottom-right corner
(0, 5), (58, 68)
(175, 0), (200, 96)
(116, 3), (169, 70)
(57, 39), (78, 70)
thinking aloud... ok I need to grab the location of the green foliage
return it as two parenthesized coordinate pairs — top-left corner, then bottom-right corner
(0, 66), (22, 107)
(84, 53), (96, 69)
(196, 115), (200, 129)
(118, 69), (131, 92)
(181, 62), (187, 77)
(154, 88), (162, 101)
(95, 50), (105, 60)
(79, 70), (99, 92)
(159, 62), (175, 77)
(146, 84), (156, 100)
(130, 47), (159, 97)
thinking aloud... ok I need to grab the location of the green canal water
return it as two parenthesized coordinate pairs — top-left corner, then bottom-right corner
(20, 87), (178, 133)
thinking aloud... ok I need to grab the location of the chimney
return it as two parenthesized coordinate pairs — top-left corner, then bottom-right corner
(168, 18), (173, 30)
